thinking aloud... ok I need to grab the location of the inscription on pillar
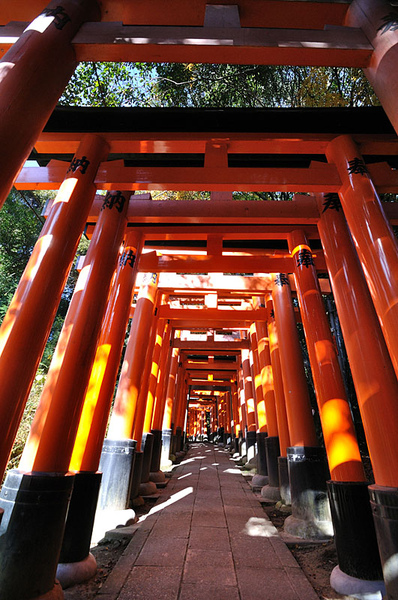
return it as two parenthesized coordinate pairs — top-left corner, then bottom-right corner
(347, 158), (368, 176)
(41, 6), (71, 30)
(67, 155), (90, 175)
(120, 249), (136, 268)
(101, 191), (126, 213)
(269, 309), (275, 319)
(296, 249), (314, 268)
(377, 12), (398, 34)
(274, 273), (290, 287)
(322, 193), (341, 212)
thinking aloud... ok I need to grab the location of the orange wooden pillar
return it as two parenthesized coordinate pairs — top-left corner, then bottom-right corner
(19, 192), (129, 469)
(0, 134), (108, 485)
(163, 332), (181, 457)
(288, 230), (366, 538)
(327, 135), (398, 383)
(249, 321), (270, 485)
(289, 232), (365, 483)
(173, 372), (188, 452)
(249, 324), (267, 433)
(241, 348), (257, 463)
(9, 190), (128, 597)
(0, 0), (100, 209)
(266, 296), (292, 505)
(70, 231), (143, 474)
(100, 272), (158, 510)
(317, 192), (395, 588)
(271, 273), (328, 522)
(346, 0), (398, 136)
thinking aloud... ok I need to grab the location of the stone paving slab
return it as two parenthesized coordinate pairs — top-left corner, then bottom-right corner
(95, 442), (321, 600)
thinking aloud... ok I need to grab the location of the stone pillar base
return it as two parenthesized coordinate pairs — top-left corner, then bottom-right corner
(149, 470), (166, 484)
(284, 514), (333, 540)
(330, 566), (385, 600)
(261, 484), (281, 502)
(57, 552), (97, 589)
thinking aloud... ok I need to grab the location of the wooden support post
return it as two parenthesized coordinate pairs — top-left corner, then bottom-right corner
(289, 230), (366, 481)
(3, 189), (127, 598)
(0, 134), (109, 481)
(271, 273), (318, 449)
(0, 0), (100, 208)
(327, 134), (398, 383)
(317, 192), (394, 591)
(70, 231), (143, 473)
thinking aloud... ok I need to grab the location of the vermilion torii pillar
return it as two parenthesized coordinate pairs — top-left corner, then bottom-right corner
(270, 276), (325, 520)
(326, 135), (398, 382)
(0, 0), (100, 209)
(0, 133), (109, 484)
(317, 193), (393, 594)
(289, 231), (367, 537)
(70, 230), (143, 474)
(241, 348), (257, 464)
(266, 296), (291, 505)
(4, 189), (128, 600)
(249, 322), (269, 486)
(100, 272), (159, 511)
(346, 0), (398, 136)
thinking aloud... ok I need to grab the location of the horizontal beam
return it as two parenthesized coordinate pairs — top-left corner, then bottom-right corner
(34, 132), (398, 157)
(183, 360), (239, 370)
(138, 252), (326, 273)
(79, 194), (321, 224)
(0, 1), (350, 30)
(15, 161), (398, 193)
(188, 382), (232, 389)
(174, 340), (250, 350)
(158, 306), (267, 322)
(186, 370), (236, 379)
(156, 273), (332, 293)
(0, 21), (372, 67)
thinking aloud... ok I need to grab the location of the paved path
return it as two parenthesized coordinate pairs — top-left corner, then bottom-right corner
(96, 442), (319, 600)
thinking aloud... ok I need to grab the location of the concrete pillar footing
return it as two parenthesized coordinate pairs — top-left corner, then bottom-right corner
(330, 566), (385, 600)
(149, 470), (166, 483)
(284, 514), (333, 541)
(251, 474), (269, 488)
(57, 552), (97, 589)
(261, 484), (281, 502)
(139, 481), (158, 496)
(132, 495), (145, 507)
(91, 508), (136, 545)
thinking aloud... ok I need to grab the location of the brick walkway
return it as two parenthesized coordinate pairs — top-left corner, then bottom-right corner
(96, 442), (319, 600)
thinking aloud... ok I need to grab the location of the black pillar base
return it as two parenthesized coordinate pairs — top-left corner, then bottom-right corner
(161, 428), (173, 467)
(59, 471), (102, 563)
(369, 484), (398, 598)
(98, 438), (136, 510)
(256, 432), (268, 476)
(328, 481), (382, 581)
(265, 436), (280, 487)
(284, 446), (333, 539)
(150, 429), (162, 473)
(0, 470), (74, 600)
(246, 430), (257, 464)
(233, 435), (240, 455)
(130, 451), (144, 502)
(278, 456), (291, 506)
(141, 432), (154, 483)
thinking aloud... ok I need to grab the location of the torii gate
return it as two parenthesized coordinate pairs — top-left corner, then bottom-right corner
(1, 1), (398, 599)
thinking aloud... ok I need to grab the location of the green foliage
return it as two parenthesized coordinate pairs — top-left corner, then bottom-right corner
(136, 63), (379, 108)
(61, 62), (379, 109)
(59, 62), (155, 107)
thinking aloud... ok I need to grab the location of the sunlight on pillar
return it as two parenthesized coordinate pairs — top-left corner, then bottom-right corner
(69, 343), (111, 471)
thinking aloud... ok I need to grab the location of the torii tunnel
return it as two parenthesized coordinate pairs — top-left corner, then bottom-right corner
(3, 0), (398, 598)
